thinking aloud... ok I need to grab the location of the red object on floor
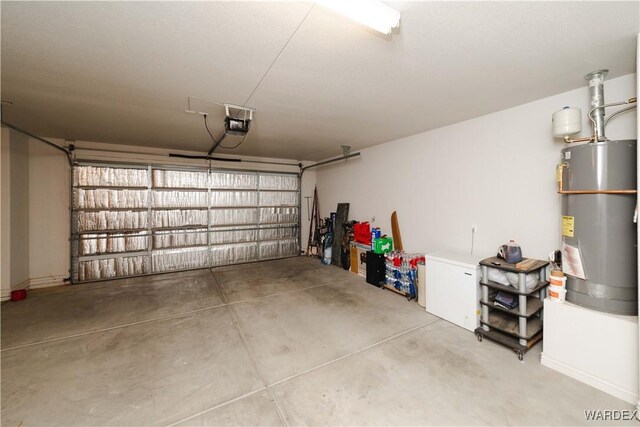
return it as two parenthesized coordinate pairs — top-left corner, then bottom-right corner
(10, 289), (27, 301)
(354, 222), (371, 245)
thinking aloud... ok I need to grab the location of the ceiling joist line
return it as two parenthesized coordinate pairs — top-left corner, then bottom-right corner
(204, 3), (315, 156)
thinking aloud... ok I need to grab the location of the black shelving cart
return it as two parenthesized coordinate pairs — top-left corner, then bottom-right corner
(475, 257), (549, 360)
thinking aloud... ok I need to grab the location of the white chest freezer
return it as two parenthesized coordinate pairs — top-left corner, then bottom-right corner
(425, 251), (481, 332)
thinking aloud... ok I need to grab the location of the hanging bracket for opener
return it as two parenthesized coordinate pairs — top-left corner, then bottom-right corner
(207, 104), (255, 155)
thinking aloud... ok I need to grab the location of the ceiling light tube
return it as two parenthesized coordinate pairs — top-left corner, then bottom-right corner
(315, 0), (400, 34)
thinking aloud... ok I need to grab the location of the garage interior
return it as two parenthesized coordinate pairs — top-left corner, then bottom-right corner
(1, 1), (639, 426)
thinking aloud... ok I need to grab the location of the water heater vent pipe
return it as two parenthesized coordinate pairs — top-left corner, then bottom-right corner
(561, 70), (637, 144)
(585, 69), (608, 141)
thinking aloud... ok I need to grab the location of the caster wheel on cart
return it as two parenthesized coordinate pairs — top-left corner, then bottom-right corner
(516, 351), (524, 361)
(476, 333), (483, 342)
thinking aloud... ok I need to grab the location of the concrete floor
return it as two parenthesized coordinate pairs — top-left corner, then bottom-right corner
(1, 257), (633, 426)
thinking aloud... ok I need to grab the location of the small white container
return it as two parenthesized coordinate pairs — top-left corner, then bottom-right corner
(552, 107), (582, 137)
(549, 284), (566, 302)
(549, 275), (566, 288)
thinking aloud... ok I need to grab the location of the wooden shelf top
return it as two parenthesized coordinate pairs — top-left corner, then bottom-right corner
(480, 256), (549, 273)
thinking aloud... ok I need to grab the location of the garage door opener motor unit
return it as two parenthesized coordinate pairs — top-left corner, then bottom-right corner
(224, 104), (253, 136)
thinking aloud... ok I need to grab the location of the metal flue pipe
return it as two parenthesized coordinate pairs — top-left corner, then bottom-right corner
(585, 69), (608, 141)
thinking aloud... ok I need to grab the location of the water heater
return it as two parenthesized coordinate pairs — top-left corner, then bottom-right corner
(560, 140), (637, 314)
(556, 70), (638, 315)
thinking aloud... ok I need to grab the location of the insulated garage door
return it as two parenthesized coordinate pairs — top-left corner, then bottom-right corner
(71, 163), (300, 282)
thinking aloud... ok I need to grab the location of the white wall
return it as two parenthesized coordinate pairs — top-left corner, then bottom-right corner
(9, 130), (30, 288)
(1, 127), (11, 298)
(23, 139), (316, 286)
(28, 142), (70, 287)
(0, 128), (32, 299)
(316, 74), (637, 260)
(542, 299), (638, 405)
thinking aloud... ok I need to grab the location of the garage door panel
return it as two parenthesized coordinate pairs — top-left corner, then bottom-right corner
(211, 208), (258, 226)
(210, 227), (258, 245)
(279, 239), (299, 257)
(75, 188), (148, 209)
(77, 211), (149, 233)
(153, 248), (210, 273)
(153, 191), (208, 208)
(72, 164), (300, 283)
(259, 226), (297, 241)
(74, 166), (148, 188)
(210, 191), (258, 207)
(211, 243), (258, 266)
(153, 209), (208, 228)
(153, 229), (208, 249)
(210, 171), (257, 189)
(79, 232), (148, 255)
(258, 241), (280, 260)
(78, 255), (150, 281)
(259, 174), (298, 190)
(259, 191), (298, 207)
(259, 207), (298, 224)
(152, 169), (208, 189)
(258, 239), (298, 260)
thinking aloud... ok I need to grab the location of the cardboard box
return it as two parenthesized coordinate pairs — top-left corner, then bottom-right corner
(350, 248), (358, 274)
(350, 242), (369, 277)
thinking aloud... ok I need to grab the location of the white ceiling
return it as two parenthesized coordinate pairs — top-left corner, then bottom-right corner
(1, 1), (638, 160)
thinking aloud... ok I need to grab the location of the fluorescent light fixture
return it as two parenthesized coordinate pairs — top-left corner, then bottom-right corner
(316, 0), (400, 34)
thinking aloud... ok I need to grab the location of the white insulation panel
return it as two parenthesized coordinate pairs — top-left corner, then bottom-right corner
(210, 226), (257, 245)
(75, 166), (148, 187)
(211, 243), (258, 266)
(75, 189), (148, 209)
(259, 207), (299, 224)
(211, 172), (257, 189)
(153, 210), (208, 228)
(259, 174), (298, 190)
(210, 191), (258, 207)
(259, 191), (298, 206)
(153, 247), (209, 272)
(153, 169), (208, 188)
(153, 191), (208, 208)
(78, 255), (149, 281)
(259, 226), (297, 241)
(78, 211), (149, 232)
(79, 232), (148, 255)
(153, 229), (208, 249)
(210, 208), (258, 226)
(73, 165), (299, 282)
